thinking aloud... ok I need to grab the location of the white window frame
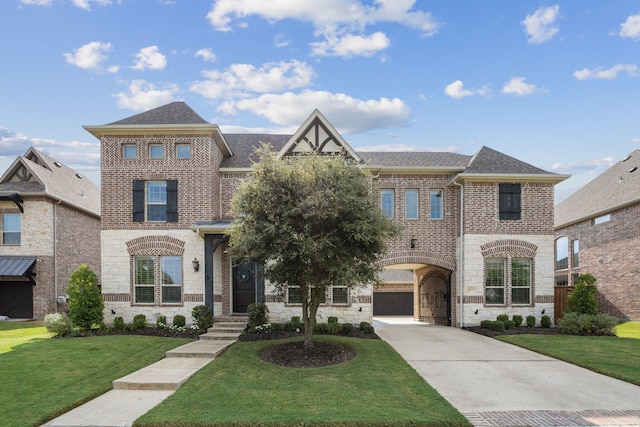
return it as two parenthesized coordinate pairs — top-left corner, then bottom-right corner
(134, 255), (183, 305)
(134, 256), (155, 304)
(594, 214), (610, 225)
(123, 144), (137, 159)
(484, 259), (505, 305)
(2, 213), (21, 245)
(150, 144), (164, 159)
(331, 285), (349, 305)
(161, 256), (182, 304)
(511, 258), (531, 305)
(176, 144), (191, 159)
(405, 189), (419, 220)
(146, 181), (167, 222)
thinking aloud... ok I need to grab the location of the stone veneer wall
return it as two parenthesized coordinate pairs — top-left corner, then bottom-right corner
(554, 203), (640, 320)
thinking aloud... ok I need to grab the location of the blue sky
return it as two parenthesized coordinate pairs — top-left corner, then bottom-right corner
(1, 1), (639, 202)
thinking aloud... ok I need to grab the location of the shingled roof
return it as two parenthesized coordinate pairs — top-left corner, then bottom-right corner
(107, 101), (208, 125)
(555, 150), (640, 228)
(465, 146), (552, 174)
(0, 148), (100, 216)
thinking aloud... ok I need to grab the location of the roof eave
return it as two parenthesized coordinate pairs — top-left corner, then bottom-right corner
(449, 173), (570, 186)
(555, 197), (640, 229)
(0, 191), (100, 218)
(363, 165), (466, 174)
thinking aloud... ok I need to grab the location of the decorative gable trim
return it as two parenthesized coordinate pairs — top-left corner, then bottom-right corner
(276, 109), (361, 162)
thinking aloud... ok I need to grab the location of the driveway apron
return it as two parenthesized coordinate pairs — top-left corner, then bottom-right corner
(374, 317), (640, 427)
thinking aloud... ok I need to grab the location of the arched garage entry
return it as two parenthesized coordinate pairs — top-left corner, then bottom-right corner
(374, 251), (455, 326)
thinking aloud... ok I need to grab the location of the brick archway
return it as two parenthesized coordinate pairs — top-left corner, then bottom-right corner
(379, 250), (456, 272)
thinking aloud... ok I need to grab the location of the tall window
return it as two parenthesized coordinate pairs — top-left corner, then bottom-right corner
(133, 180), (178, 223)
(134, 256), (183, 304)
(430, 189), (443, 220)
(2, 213), (21, 245)
(511, 259), (531, 304)
(571, 240), (579, 268)
(176, 144), (191, 159)
(134, 257), (155, 303)
(381, 189), (394, 219)
(123, 145), (137, 159)
(150, 144), (164, 159)
(332, 285), (349, 304)
(286, 286), (327, 304)
(499, 183), (521, 220)
(484, 259), (505, 304)
(405, 189), (418, 219)
(555, 237), (568, 270)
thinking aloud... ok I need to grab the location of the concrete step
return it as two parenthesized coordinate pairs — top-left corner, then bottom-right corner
(200, 332), (242, 340)
(207, 323), (246, 334)
(112, 357), (213, 390)
(165, 339), (236, 358)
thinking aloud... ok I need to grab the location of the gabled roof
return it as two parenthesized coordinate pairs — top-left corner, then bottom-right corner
(555, 150), (640, 228)
(0, 148), (100, 217)
(451, 146), (569, 184)
(83, 101), (232, 157)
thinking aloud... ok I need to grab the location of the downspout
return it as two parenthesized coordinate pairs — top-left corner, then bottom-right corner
(452, 180), (464, 328)
(53, 199), (61, 313)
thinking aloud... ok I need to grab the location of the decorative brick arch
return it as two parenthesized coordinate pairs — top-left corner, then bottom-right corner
(480, 239), (537, 259)
(126, 235), (185, 256)
(380, 250), (456, 271)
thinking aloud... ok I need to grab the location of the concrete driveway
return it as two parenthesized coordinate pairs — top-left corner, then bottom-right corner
(373, 317), (640, 426)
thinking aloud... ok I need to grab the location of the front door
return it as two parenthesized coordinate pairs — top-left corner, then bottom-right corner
(232, 262), (264, 313)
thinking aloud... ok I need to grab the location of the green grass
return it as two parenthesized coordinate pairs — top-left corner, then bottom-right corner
(616, 321), (640, 338)
(0, 322), (192, 427)
(498, 334), (640, 386)
(137, 336), (470, 427)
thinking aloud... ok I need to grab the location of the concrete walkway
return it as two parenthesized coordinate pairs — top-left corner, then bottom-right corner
(42, 323), (243, 427)
(373, 317), (640, 427)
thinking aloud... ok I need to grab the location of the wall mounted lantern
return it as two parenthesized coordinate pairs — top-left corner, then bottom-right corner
(192, 257), (200, 272)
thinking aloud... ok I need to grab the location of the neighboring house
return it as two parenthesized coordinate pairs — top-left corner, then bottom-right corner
(0, 148), (100, 319)
(85, 101), (567, 327)
(554, 150), (640, 321)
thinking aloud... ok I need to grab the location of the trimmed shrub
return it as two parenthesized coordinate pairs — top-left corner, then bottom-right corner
(512, 315), (523, 327)
(328, 316), (338, 324)
(503, 320), (515, 330)
(480, 320), (505, 332)
(156, 315), (167, 329)
(246, 303), (269, 331)
(541, 315), (551, 328)
(328, 322), (343, 334)
(291, 316), (301, 325)
(359, 321), (375, 334)
(526, 315), (536, 327)
(496, 314), (509, 322)
(192, 305), (214, 331)
(313, 323), (330, 334)
(44, 312), (72, 336)
(342, 322), (355, 334)
(132, 314), (146, 330)
(113, 316), (125, 330)
(558, 313), (619, 336)
(172, 314), (186, 328)
(566, 273), (599, 316)
(67, 264), (104, 331)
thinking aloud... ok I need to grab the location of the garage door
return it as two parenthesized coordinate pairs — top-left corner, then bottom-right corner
(0, 281), (33, 318)
(373, 292), (413, 316)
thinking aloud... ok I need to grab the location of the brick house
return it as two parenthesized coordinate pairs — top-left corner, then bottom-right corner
(0, 148), (101, 319)
(85, 101), (567, 327)
(554, 150), (640, 321)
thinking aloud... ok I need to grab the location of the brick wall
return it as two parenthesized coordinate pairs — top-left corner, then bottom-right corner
(555, 203), (640, 320)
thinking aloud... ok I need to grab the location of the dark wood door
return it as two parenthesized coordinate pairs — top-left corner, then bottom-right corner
(0, 281), (33, 318)
(233, 262), (256, 313)
(554, 286), (574, 324)
(420, 273), (451, 326)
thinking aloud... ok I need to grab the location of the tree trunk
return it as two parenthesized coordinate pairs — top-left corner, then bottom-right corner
(302, 296), (314, 348)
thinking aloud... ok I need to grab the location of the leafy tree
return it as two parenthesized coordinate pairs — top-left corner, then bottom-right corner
(566, 273), (599, 315)
(67, 264), (104, 331)
(228, 144), (399, 348)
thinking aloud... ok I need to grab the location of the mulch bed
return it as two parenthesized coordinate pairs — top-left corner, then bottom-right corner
(464, 325), (564, 338)
(259, 340), (357, 368)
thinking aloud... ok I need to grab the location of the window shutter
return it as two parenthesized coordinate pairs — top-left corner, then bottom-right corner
(132, 180), (145, 222)
(499, 183), (521, 220)
(166, 180), (178, 222)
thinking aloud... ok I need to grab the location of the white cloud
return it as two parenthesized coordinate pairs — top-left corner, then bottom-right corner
(573, 64), (638, 80)
(71, 0), (111, 10)
(521, 5), (560, 44)
(311, 31), (390, 57)
(195, 48), (216, 63)
(114, 80), (179, 111)
(20, 0), (53, 5)
(190, 60), (314, 100)
(206, 0), (439, 58)
(619, 12), (640, 40)
(132, 46), (167, 71)
(550, 156), (618, 175)
(274, 34), (290, 48)
(63, 41), (112, 70)
(218, 90), (410, 135)
(0, 127), (99, 159)
(502, 77), (537, 96)
(444, 80), (475, 99)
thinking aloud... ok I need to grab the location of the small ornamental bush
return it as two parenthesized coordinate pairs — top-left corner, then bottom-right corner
(172, 314), (186, 328)
(342, 322), (355, 334)
(328, 316), (338, 324)
(512, 315), (523, 327)
(567, 273), (599, 316)
(132, 314), (147, 330)
(503, 320), (515, 330)
(156, 315), (167, 329)
(192, 305), (213, 331)
(359, 321), (375, 334)
(480, 320), (505, 332)
(541, 315), (552, 328)
(328, 322), (343, 334)
(44, 312), (72, 337)
(313, 323), (330, 334)
(67, 264), (104, 331)
(526, 315), (536, 327)
(246, 303), (269, 331)
(113, 316), (125, 330)
(496, 314), (509, 322)
(558, 313), (619, 336)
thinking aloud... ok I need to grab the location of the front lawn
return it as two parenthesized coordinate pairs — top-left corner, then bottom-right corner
(616, 321), (640, 338)
(497, 333), (640, 386)
(137, 335), (470, 427)
(0, 321), (192, 427)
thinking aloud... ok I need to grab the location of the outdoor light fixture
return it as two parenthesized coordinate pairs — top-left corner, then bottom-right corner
(541, 309), (546, 315)
(410, 238), (417, 249)
(474, 309), (479, 315)
(192, 257), (200, 272)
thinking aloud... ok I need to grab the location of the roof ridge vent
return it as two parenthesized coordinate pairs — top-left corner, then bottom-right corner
(621, 155), (631, 162)
(629, 166), (637, 173)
